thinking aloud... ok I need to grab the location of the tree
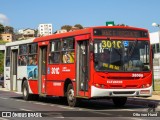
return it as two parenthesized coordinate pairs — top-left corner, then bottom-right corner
(0, 24), (4, 34)
(74, 24), (83, 29)
(4, 26), (14, 34)
(61, 25), (72, 32)
(0, 51), (4, 74)
(34, 29), (38, 37)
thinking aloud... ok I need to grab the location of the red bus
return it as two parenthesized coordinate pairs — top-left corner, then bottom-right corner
(4, 26), (153, 107)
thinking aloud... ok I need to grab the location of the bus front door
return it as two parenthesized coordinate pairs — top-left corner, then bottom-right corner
(38, 46), (47, 95)
(76, 40), (89, 97)
(10, 49), (18, 91)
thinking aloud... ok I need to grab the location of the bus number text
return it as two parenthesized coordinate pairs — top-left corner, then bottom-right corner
(51, 67), (60, 74)
(132, 73), (143, 77)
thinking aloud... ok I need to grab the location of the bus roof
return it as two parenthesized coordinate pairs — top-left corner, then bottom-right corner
(5, 38), (35, 47)
(34, 26), (148, 43)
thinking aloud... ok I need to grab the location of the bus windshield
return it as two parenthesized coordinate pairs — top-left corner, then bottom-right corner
(94, 39), (150, 72)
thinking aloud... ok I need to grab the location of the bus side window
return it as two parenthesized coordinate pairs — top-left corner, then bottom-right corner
(28, 43), (38, 66)
(18, 56), (27, 66)
(18, 44), (28, 66)
(6, 47), (11, 67)
(28, 55), (37, 65)
(49, 40), (61, 64)
(62, 38), (75, 63)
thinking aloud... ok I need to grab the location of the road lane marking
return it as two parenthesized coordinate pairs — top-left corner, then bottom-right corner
(20, 108), (31, 111)
(53, 117), (64, 118)
(0, 97), (8, 100)
(16, 99), (26, 102)
(120, 109), (135, 111)
(57, 105), (74, 110)
(34, 102), (47, 105)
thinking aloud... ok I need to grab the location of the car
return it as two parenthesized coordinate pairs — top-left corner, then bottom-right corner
(0, 76), (4, 88)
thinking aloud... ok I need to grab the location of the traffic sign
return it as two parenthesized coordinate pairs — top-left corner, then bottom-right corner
(106, 21), (115, 26)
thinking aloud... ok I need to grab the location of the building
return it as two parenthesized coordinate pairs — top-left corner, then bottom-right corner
(149, 31), (160, 80)
(16, 28), (36, 40)
(38, 24), (53, 36)
(56, 29), (67, 34)
(23, 29), (35, 38)
(0, 33), (12, 42)
(18, 29), (24, 34)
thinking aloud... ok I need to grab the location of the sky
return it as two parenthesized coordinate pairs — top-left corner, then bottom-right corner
(0, 0), (160, 32)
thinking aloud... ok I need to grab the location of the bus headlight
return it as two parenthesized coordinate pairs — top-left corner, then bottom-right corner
(141, 84), (150, 88)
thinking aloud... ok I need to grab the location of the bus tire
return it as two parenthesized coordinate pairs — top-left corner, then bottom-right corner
(112, 97), (127, 107)
(22, 81), (31, 101)
(67, 84), (79, 107)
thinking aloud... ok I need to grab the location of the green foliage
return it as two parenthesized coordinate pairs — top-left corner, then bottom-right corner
(0, 51), (4, 74)
(4, 26), (14, 34)
(154, 80), (160, 91)
(74, 24), (83, 29)
(0, 24), (4, 34)
(61, 25), (72, 32)
(0, 40), (9, 45)
(61, 24), (83, 31)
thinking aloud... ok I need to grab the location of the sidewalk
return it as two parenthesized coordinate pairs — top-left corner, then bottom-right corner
(0, 87), (9, 91)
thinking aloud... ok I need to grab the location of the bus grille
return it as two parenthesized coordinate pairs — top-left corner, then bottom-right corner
(113, 91), (135, 94)
(108, 77), (141, 80)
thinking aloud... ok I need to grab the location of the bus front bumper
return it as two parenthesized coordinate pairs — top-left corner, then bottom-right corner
(91, 86), (152, 98)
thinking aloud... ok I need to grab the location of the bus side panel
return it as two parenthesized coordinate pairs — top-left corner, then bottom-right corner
(61, 64), (75, 82)
(46, 64), (75, 96)
(28, 80), (38, 94)
(4, 67), (11, 90)
(46, 81), (64, 96)
(17, 66), (27, 92)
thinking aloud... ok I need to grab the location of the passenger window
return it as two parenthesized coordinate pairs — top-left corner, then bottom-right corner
(18, 45), (28, 66)
(62, 38), (75, 63)
(49, 40), (61, 64)
(28, 43), (38, 66)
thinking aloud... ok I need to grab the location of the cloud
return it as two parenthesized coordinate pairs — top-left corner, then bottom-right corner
(0, 13), (9, 25)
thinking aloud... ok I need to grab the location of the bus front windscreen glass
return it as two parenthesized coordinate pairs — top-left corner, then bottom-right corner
(94, 39), (150, 72)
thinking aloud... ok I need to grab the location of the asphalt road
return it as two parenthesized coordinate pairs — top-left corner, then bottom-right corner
(0, 90), (159, 120)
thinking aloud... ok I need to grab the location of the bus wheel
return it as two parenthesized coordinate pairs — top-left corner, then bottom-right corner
(22, 81), (31, 101)
(112, 97), (127, 107)
(67, 84), (79, 107)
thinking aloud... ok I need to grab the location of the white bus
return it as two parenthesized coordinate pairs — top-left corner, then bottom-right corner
(4, 38), (34, 92)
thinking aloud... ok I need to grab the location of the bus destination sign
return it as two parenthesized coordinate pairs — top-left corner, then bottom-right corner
(93, 29), (148, 38)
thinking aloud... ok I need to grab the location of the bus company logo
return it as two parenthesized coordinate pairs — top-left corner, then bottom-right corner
(62, 67), (71, 72)
(107, 80), (123, 84)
